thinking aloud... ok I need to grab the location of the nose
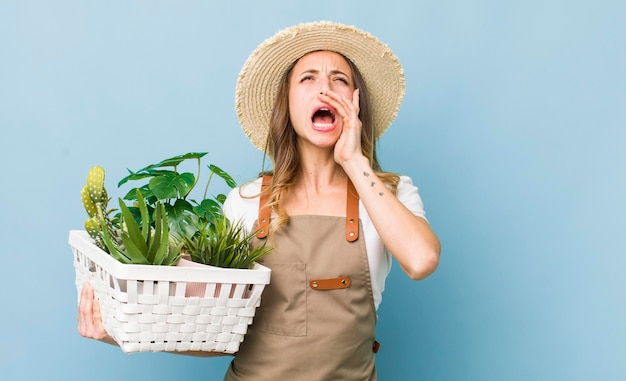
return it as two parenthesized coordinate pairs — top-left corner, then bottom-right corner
(319, 76), (330, 95)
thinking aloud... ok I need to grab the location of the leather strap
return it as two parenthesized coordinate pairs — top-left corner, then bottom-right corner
(256, 175), (272, 239)
(256, 176), (360, 242)
(309, 276), (351, 290)
(373, 340), (381, 353)
(346, 180), (359, 242)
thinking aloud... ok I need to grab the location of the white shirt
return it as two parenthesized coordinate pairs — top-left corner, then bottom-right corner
(222, 175), (427, 310)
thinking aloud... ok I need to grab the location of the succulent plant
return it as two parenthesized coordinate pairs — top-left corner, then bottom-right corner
(97, 190), (181, 265)
(183, 215), (271, 269)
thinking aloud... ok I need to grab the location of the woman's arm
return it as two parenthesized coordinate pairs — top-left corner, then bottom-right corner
(343, 159), (440, 280)
(325, 88), (440, 280)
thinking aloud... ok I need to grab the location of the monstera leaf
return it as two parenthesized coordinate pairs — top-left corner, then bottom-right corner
(149, 172), (195, 200)
(118, 152), (207, 187)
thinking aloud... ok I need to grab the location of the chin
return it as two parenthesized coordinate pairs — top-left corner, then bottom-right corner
(300, 137), (338, 150)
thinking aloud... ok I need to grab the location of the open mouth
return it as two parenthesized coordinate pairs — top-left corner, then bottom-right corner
(311, 107), (336, 130)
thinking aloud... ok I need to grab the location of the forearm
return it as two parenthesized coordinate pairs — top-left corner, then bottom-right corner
(343, 156), (440, 279)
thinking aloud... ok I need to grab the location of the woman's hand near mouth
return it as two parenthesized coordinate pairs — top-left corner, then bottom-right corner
(318, 88), (365, 167)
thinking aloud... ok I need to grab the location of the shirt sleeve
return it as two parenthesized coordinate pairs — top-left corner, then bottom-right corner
(396, 175), (427, 220)
(222, 177), (263, 234)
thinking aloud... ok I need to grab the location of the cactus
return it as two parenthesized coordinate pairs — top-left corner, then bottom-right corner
(81, 166), (122, 252)
(81, 186), (98, 218)
(86, 165), (106, 206)
(84, 216), (106, 249)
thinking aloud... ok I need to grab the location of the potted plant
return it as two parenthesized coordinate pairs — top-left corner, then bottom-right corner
(69, 152), (271, 354)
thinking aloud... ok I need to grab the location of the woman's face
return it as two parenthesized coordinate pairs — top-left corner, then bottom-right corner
(288, 51), (355, 150)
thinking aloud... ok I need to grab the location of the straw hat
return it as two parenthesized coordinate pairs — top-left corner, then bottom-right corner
(235, 21), (406, 151)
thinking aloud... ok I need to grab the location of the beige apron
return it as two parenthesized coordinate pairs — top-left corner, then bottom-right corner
(225, 177), (379, 381)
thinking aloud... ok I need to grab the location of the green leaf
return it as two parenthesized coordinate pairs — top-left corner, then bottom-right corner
(120, 232), (150, 264)
(209, 164), (237, 189)
(165, 199), (197, 242)
(154, 152), (207, 168)
(186, 214), (270, 269)
(117, 171), (144, 188)
(162, 245), (180, 266)
(118, 152), (207, 187)
(122, 184), (152, 201)
(177, 173), (196, 197)
(149, 172), (195, 200)
(148, 203), (164, 263)
(118, 152), (208, 188)
(118, 169), (177, 187)
(197, 199), (223, 221)
(135, 190), (150, 240)
(153, 203), (172, 265)
(119, 198), (149, 255)
(215, 193), (227, 205)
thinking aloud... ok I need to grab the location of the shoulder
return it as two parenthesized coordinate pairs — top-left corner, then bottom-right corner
(222, 177), (263, 231)
(231, 177), (263, 198)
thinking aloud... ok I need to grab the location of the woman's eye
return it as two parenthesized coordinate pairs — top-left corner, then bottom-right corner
(334, 77), (349, 84)
(301, 75), (314, 82)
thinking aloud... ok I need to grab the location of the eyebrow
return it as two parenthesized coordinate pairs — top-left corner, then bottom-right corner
(296, 69), (350, 77)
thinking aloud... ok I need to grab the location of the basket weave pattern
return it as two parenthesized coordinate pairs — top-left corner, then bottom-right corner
(69, 230), (271, 353)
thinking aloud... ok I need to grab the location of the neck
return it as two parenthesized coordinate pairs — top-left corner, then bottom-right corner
(295, 147), (345, 190)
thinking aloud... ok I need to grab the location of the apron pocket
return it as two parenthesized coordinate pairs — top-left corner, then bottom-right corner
(255, 262), (307, 337)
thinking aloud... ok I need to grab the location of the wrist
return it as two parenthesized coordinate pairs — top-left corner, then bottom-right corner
(339, 154), (370, 177)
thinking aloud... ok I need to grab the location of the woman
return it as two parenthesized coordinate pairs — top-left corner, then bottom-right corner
(223, 21), (440, 380)
(78, 21), (440, 380)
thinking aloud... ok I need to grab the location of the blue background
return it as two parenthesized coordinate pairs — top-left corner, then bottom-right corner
(1, 1), (624, 380)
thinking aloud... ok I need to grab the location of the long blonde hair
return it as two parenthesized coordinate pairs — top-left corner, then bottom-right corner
(255, 52), (399, 235)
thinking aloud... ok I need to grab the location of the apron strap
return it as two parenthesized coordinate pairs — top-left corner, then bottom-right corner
(256, 175), (360, 242)
(256, 175), (272, 239)
(346, 179), (359, 242)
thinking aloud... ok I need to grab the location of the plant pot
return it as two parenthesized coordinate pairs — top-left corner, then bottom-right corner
(69, 230), (271, 354)
(176, 256), (214, 297)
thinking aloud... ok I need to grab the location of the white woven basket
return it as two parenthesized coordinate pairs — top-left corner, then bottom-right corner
(68, 230), (271, 354)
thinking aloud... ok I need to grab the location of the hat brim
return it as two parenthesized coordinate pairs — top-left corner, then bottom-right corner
(235, 21), (405, 151)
